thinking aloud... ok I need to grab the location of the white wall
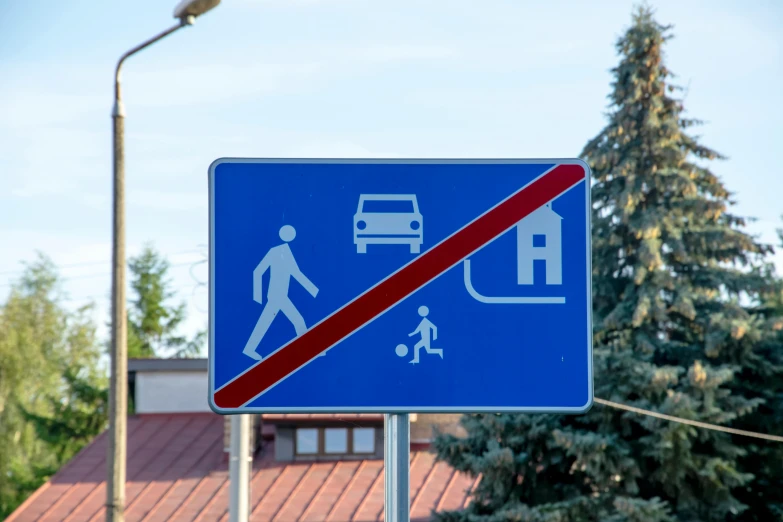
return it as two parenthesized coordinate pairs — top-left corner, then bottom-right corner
(135, 371), (210, 414)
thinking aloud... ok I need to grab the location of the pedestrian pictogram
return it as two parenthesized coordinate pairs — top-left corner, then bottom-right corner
(242, 225), (319, 361)
(209, 158), (593, 413)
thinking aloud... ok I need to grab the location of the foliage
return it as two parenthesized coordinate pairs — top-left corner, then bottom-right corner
(727, 224), (783, 521)
(22, 369), (108, 464)
(434, 5), (779, 522)
(127, 243), (205, 358)
(0, 254), (105, 519)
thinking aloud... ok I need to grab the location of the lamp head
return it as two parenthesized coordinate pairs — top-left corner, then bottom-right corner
(173, 0), (220, 20)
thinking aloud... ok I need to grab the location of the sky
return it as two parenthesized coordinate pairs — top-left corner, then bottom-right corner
(1, 0), (781, 352)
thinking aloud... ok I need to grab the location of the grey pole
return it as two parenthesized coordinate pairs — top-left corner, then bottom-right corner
(107, 19), (189, 522)
(384, 413), (410, 522)
(107, 85), (128, 522)
(229, 415), (252, 522)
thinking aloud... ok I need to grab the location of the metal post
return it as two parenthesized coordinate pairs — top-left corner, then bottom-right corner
(106, 94), (128, 522)
(384, 413), (410, 522)
(229, 414), (251, 522)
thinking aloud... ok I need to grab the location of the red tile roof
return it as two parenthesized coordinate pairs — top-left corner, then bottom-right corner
(7, 413), (477, 522)
(262, 414), (384, 422)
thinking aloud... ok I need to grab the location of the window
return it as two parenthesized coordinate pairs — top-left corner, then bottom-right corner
(295, 428), (318, 454)
(533, 234), (546, 248)
(361, 199), (415, 213)
(352, 428), (376, 454)
(324, 428), (348, 454)
(294, 427), (377, 456)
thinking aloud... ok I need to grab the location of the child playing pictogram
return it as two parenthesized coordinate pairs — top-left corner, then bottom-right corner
(408, 305), (443, 364)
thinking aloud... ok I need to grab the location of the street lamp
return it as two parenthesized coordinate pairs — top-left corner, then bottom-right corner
(107, 2), (219, 521)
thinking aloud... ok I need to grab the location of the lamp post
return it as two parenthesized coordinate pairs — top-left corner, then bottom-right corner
(107, 1), (219, 520)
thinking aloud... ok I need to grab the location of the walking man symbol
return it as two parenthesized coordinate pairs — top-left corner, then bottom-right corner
(243, 225), (319, 361)
(408, 305), (443, 364)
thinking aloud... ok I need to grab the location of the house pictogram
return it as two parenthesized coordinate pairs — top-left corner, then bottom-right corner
(516, 202), (563, 285)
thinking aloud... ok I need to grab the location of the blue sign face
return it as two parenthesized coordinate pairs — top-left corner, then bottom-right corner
(209, 159), (592, 413)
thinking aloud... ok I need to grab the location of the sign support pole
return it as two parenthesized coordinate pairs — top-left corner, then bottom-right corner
(229, 414), (251, 522)
(384, 413), (410, 522)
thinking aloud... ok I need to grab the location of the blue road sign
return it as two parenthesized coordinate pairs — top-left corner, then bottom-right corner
(209, 159), (592, 413)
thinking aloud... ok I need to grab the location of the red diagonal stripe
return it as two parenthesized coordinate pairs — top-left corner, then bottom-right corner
(213, 163), (586, 408)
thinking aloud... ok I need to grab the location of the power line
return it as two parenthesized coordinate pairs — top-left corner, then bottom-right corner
(0, 259), (111, 277)
(594, 397), (783, 443)
(0, 248), (204, 278)
(63, 282), (206, 304)
(0, 260), (203, 289)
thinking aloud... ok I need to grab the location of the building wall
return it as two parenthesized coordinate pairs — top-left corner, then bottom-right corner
(135, 371), (211, 414)
(274, 425), (384, 462)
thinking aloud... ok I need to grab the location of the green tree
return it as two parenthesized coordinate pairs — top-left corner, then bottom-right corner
(434, 6), (777, 522)
(22, 369), (108, 465)
(127, 243), (205, 358)
(0, 255), (105, 519)
(728, 224), (783, 521)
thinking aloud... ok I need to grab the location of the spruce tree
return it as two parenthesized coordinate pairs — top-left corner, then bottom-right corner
(728, 226), (783, 521)
(434, 6), (776, 521)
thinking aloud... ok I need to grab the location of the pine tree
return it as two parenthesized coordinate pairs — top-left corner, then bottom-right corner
(434, 6), (777, 521)
(127, 243), (205, 358)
